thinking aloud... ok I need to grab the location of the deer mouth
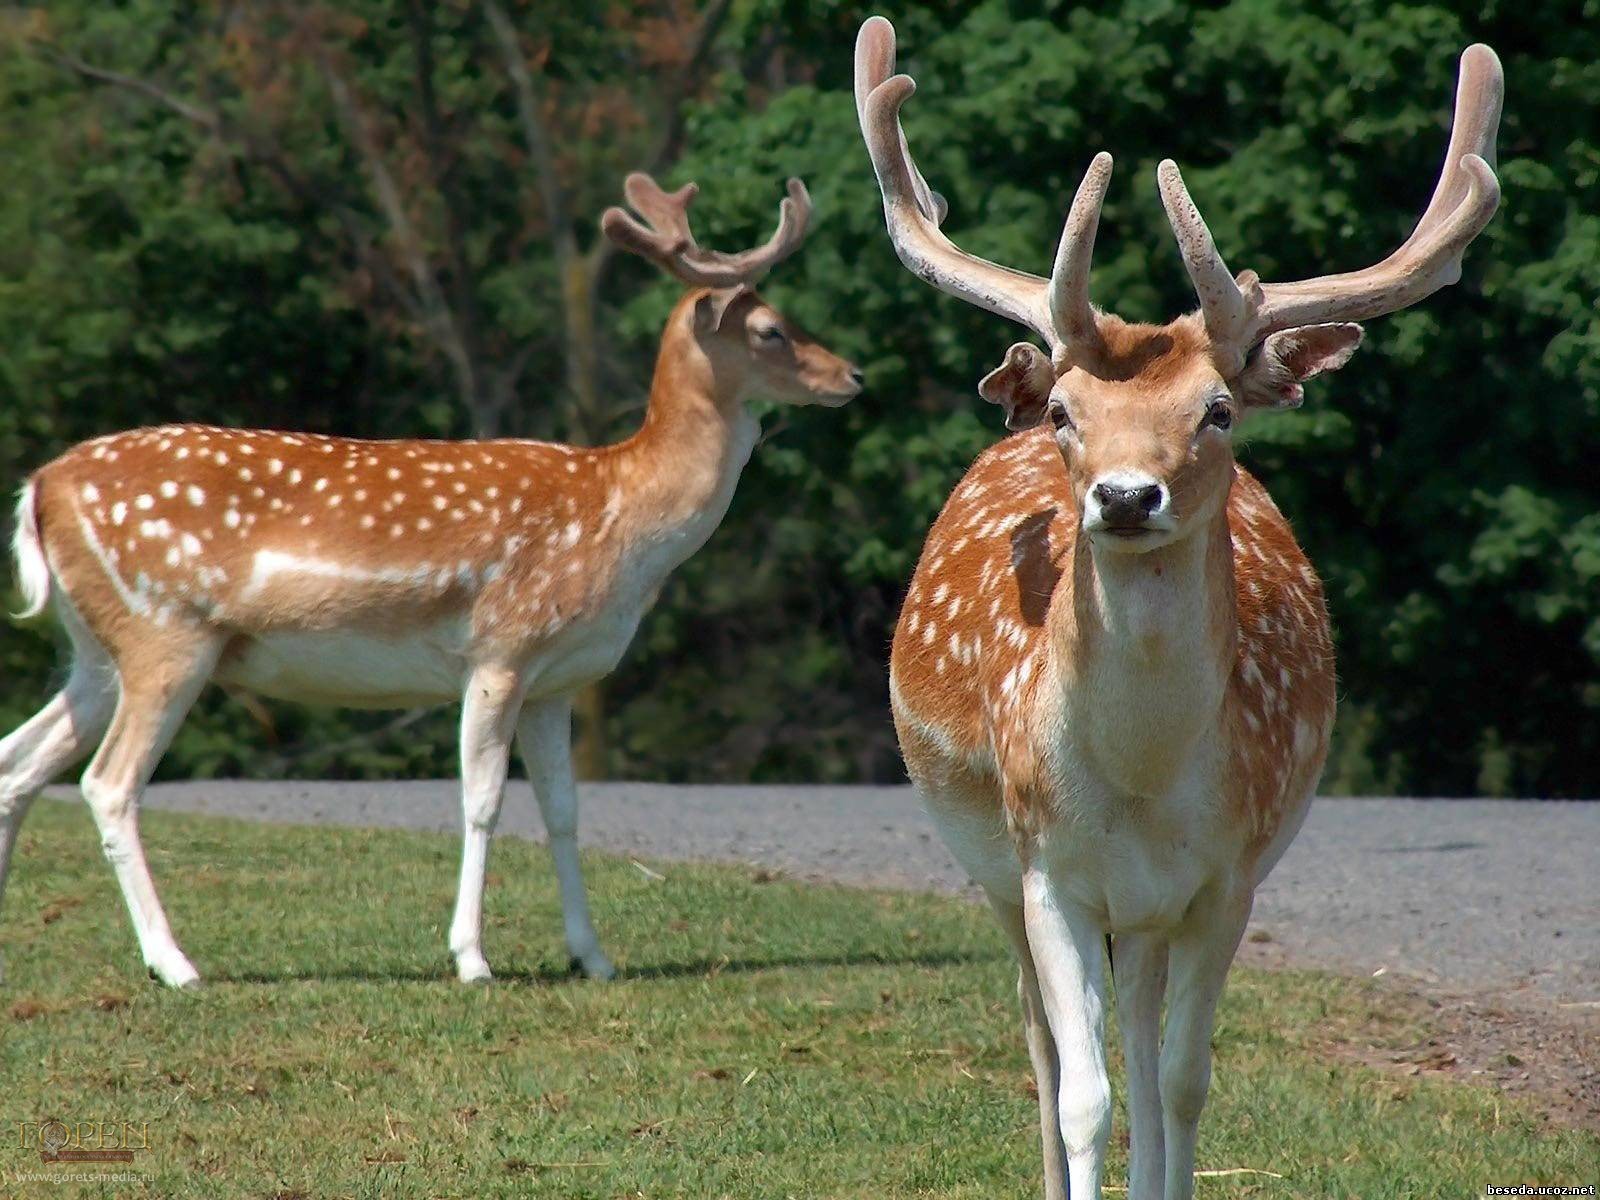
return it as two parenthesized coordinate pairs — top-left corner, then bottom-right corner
(812, 381), (862, 406)
(1083, 516), (1176, 550)
(1085, 513), (1161, 538)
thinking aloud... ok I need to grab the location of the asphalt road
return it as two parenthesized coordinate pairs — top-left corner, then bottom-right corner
(56, 781), (1599, 1006)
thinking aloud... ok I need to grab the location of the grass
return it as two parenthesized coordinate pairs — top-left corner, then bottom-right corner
(1, 801), (1594, 1199)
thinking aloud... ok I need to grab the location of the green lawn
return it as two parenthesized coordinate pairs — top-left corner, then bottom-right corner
(0, 801), (1593, 1198)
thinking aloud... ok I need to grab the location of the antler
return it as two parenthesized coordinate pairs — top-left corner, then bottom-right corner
(854, 16), (1109, 359)
(601, 171), (813, 287)
(1160, 43), (1504, 352)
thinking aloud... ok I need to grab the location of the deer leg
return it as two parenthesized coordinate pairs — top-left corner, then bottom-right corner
(988, 890), (1067, 1200)
(1160, 889), (1251, 1200)
(1023, 865), (1111, 1200)
(80, 636), (220, 989)
(448, 664), (524, 983)
(0, 662), (117, 981)
(1112, 932), (1168, 1200)
(516, 697), (613, 980)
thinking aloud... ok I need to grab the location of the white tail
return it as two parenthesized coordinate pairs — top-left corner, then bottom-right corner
(11, 482), (51, 620)
(0, 171), (860, 990)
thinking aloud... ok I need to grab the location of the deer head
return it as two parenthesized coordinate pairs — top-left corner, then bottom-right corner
(855, 16), (1501, 553)
(602, 172), (863, 406)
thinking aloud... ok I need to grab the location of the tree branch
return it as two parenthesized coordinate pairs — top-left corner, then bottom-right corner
(586, 0), (734, 285)
(641, 0), (735, 178)
(310, 41), (485, 424)
(40, 45), (222, 131)
(405, 0), (488, 381)
(252, 705), (441, 775)
(481, 0), (576, 265)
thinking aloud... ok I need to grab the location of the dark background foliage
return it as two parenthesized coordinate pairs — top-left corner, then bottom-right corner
(1, 0), (1596, 795)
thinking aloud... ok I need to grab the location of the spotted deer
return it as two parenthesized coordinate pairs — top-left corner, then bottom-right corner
(0, 171), (861, 989)
(856, 17), (1501, 1200)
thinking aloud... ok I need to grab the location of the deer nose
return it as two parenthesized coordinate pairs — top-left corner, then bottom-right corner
(1092, 480), (1165, 525)
(847, 366), (866, 390)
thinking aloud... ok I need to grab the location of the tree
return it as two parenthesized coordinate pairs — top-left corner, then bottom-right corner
(605, 0), (1600, 796)
(3, 0), (1597, 796)
(38, 1), (734, 441)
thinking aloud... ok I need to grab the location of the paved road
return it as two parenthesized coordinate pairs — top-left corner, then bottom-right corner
(60, 781), (1598, 1006)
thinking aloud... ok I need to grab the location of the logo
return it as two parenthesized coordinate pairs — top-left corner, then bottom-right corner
(18, 1118), (150, 1164)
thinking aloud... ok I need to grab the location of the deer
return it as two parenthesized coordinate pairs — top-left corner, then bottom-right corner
(0, 170), (862, 990)
(856, 16), (1500, 1200)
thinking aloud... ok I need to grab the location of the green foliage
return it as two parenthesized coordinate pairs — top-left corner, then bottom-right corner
(2, 1), (1598, 793)
(636, 0), (1600, 795)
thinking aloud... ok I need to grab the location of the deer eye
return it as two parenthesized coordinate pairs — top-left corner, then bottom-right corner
(1201, 399), (1233, 432)
(1046, 399), (1074, 432)
(754, 324), (787, 345)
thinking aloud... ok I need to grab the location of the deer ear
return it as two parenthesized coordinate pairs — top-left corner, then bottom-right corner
(979, 343), (1057, 431)
(694, 284), (755, 333)
(1237, 323), (1363, 409)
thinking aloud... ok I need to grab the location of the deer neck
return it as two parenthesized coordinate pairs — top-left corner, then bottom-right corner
(1054, 497), (1237, 798)
(607, 327), (760, 571)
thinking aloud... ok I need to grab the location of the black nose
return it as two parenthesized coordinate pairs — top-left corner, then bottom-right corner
(1093, 482), (1163, 524)
(848, 366), (865, 389)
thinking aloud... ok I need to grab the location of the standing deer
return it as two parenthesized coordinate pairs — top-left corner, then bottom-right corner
(856, 17), (1500, 1200)
(0, 171), (861, 989)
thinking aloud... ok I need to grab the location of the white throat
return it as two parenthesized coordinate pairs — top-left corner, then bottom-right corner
(1066, 523), (1231, 798)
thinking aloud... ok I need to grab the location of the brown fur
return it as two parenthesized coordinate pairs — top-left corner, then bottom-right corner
(891, 403), (1336, 863)
(28, 287), (859, 688)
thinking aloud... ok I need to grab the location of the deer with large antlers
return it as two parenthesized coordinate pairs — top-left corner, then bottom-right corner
(0, 172), (860, 989)
(857, 16), (1501, 1200)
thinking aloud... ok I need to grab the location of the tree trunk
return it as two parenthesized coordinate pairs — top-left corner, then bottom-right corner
(561, 254), (603, 442)
(572, 682), (608, 780)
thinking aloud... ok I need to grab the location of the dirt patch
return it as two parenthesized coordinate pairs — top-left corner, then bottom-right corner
(1311, 974), (1597, 1130)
